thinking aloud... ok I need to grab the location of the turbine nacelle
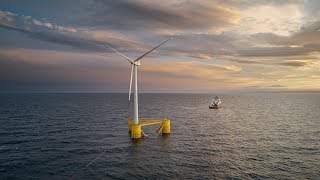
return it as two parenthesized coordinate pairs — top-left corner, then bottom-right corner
(133, 61), (140, 66)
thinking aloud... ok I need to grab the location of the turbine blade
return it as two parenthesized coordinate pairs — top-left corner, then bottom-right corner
(105, 44), (133, 63)
(128, 64), (134, 108)
(134, 37), (172, 62)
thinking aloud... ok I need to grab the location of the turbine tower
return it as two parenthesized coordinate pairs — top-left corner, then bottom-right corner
(105, 38), (171, 138)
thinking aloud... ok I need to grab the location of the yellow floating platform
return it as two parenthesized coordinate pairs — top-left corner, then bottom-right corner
(128, 118), (170, 139)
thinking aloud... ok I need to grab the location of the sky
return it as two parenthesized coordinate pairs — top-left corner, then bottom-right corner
(0, 0), (320, 93)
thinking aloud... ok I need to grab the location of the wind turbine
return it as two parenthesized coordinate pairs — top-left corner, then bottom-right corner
(105, 38), (171, 127)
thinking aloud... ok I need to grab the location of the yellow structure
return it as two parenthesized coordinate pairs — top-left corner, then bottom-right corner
(162, 119), (171, 134)
(131, 124), (142, 139)
(128, 118), (171, 139)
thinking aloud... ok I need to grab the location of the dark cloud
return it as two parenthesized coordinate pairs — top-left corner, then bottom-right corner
(2, 3), (319, 59)
(237, 43), (320, 57)
(279, 60), (312, 67)
(267, 85), (286, 87)
(157, 32), (238, 59)
(0, 23), (102, 51)
(248, 21), (320, 46)
(249, 33), (292, 46)
(238, 46), (308, 57)
(227, 58), (315, 68)
(75, 0), (239, 31)
(227, 59), (266, 65)
(293, 21), (320, 44)
(164, 20), (320, 59)
(0, 12), (146, 53)
(1, 0), (240, 32)
(238, 21), (320, 57)
(239, 0), (308, 8)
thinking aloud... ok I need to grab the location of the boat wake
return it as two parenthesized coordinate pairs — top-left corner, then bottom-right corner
(181, 106), (200, 110)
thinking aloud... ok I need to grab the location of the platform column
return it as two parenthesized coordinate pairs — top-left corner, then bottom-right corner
(162, 119), (170, 134)
(131, 124), (142, 139)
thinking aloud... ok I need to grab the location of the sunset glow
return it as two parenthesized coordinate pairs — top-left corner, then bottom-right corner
(1, 0), (320, 92)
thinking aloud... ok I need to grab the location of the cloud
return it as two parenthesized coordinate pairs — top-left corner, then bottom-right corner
(76, 0), (241, 33)
(153, 32), (239, 60)
(2, 8), (319, 61)
(188, 53), (213, 60)
(267, 84), (286, 88)
(236, 21), (320, 57)
(293, 21), (320, 44)
(0, 48), (261, 92)
(32, 19), (42, 26)
(249, 33), (292, 46)
(31, 19), (53, 29)
(1, 1), (320, 92)
(238, 2), (304, 36)
(227, 59), (267, 65)
(141, 60), (246, 87)
(0, 11), (145, 52)
(0, 11), (16, 22)
(249, 21), (320, 46)
(279, 60), (315, 67)
(238, 46), (309, 57)
(0, 10), (240, 62)
(154, 20), (320, 60)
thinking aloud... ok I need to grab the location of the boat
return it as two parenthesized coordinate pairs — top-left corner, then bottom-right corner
(209, 96), (221, 109)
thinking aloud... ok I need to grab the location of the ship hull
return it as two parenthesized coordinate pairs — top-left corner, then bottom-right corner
(209, 104), (220, 109)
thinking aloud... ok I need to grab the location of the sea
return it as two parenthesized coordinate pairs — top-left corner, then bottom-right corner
(0, 93), (319, 179)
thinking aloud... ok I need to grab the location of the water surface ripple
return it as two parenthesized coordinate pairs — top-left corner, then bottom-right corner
(0, 93), (319, 179)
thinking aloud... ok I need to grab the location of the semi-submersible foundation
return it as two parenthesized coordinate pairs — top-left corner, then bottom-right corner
(128, 119), (170, 139)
